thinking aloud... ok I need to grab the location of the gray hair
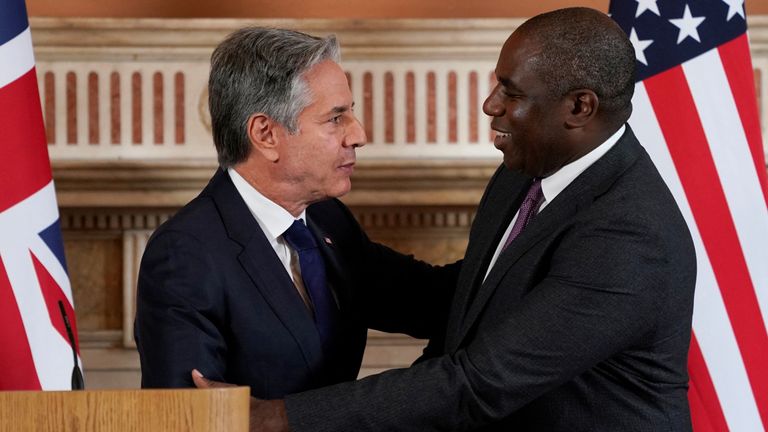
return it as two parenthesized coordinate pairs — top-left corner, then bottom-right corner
(519, 7), (636, 121)
(208, 27), (340, 168)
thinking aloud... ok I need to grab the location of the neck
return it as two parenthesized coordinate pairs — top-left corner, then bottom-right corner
(233, 165), (309, 218)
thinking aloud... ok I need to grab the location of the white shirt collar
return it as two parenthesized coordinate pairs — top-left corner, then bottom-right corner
(539, 124), (625, 210)
(228, 167), (306, 243)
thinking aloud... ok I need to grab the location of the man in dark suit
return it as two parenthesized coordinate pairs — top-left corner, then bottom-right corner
(197, 8), (697, 431)
(136, 27), (459, 399)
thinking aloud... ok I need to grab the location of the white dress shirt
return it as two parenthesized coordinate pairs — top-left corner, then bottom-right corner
(228, 168), (312, 309)
(483, 125), (626, 280)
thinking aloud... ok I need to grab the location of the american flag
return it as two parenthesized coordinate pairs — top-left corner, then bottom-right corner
(610, 0), (768, 430)
(0, 0), (81, 390)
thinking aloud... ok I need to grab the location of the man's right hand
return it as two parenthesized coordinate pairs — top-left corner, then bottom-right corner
(192, 369), (290, 432)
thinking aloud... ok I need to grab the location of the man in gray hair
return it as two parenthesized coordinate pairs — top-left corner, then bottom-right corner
(135, 27), (459, 401)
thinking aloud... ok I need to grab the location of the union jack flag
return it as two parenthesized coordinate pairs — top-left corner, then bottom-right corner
(610, 0), (768, 430)
(0, 0), (81, 390)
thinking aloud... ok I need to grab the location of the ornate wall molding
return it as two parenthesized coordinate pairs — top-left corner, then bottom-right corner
(60, 209), (173, 231)
(52, 160), (498, 208)
(31, 17), (768, 164)
(748, 16), (768, 54)
(31, 18), (517, 161)
(30, 15), (768, 57)
(29, 18), (524, 60)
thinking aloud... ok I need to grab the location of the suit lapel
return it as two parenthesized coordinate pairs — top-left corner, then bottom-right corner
(237, 238), (324, 372)
(457, 185), (581, 341)
(206, 169), (324, 373)
(449, 126), (644, 349)
(445, 168), (530, 349)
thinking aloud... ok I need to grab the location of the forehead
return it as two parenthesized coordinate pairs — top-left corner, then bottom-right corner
(499, 31), (543, 69)
(302, 60), (352, 106)
(495, 32), (548, 89)
(303, 59), (346, 82)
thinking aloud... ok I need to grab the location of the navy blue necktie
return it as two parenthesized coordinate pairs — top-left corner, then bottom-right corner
(283, 220), (339, 352)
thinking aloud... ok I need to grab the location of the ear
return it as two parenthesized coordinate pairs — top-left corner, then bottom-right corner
(564, 89), (598, 128)
(246, 113), (280, 162)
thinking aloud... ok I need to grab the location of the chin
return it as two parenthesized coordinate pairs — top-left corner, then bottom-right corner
(328, 181), (352, 198)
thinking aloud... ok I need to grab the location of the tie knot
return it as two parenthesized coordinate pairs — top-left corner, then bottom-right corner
(283, 220), (317, 252)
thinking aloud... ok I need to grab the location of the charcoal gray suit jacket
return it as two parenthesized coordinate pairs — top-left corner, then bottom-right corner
(285, 125), (697, 431)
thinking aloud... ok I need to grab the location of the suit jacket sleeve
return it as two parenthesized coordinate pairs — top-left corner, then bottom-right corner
(285, 203), (685, 431)
(135, 230), (228, 388)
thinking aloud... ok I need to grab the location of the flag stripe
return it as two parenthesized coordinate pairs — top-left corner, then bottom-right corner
(0, 183), (76, 309)
(31, 226), (74, 307)
(688, 334), (729, 432)
(688, 388), (715, 432)
(717, 34), (768, 207)
(688, 392), (715, 432)
(683, 49), (768, 341)
(644, 66), (768, 428)
(0, 0), (29, 47)
(0, 257), (41, 390)
(1, 237), (77, 390)
(0, 182), (80, 390)
(32, 253), (79, 352)
(0, 68), (52, 213)
(0, 27), (34, 90)
(631, 83), (762, 431)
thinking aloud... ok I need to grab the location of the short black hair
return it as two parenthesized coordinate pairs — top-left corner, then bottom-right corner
(520, 7), (636, 120)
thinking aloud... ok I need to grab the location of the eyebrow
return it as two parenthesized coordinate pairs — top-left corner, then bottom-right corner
(497, 76), (520, 92)
(327, 101), (355, 116)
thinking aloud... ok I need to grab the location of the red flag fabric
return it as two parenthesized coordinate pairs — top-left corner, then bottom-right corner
(0, 0), (82, 390)
(611, 1), (768, 430)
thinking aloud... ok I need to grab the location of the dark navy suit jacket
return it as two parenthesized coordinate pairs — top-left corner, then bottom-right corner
(135, 169), (460, 397)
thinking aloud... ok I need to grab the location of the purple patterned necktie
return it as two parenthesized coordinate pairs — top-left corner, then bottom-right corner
(502, 178), (544, 250)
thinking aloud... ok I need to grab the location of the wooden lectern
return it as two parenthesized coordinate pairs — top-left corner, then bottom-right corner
(0, 387), (250, 432)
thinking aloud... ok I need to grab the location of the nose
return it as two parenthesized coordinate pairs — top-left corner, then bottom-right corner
(344, 114), (367, 148)
(483, 84), (504, 117)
